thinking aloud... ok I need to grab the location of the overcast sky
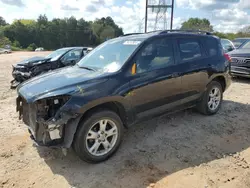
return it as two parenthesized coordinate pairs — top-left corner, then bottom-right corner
(0, 0), (250, 33)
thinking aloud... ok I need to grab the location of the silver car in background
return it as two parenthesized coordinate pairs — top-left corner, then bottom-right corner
(0, 48), (12, 54)
(221, 39), (236, 53)
(35, 47), (44, 52)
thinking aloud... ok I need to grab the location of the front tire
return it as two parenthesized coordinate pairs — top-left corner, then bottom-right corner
(197, 81), (223, 115)
(73, 110), (124, 163)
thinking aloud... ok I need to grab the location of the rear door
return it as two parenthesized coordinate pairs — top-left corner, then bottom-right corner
(128, 37), (183, 119)
(175, 37), (209, 104)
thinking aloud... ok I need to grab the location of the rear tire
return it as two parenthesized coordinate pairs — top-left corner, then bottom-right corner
(197, 81), (223, 115)
(73, 110), (124, 163)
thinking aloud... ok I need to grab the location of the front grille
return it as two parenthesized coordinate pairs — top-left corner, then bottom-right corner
(231, 66), (250, 75)
(231, 57), (250, 65)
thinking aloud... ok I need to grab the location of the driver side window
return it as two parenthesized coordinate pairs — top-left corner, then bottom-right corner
(61, 49), (82, 65)
(136, 38), (174, 74)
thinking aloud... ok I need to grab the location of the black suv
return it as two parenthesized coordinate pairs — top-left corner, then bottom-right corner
(16, 30), (231, 163)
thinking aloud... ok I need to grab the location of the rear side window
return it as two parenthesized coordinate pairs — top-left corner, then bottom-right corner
(178, 39), (202, 61)
(204, 37), (219, 56)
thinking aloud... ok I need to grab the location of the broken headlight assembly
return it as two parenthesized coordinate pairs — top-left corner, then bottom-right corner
(23, 95), (72, 146)
(36, 95), (71, 120)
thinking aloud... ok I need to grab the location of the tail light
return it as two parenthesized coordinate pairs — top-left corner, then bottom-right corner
(224, 53), (232, 62)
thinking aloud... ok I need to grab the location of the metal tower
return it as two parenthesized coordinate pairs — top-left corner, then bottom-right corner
(145, 0), (174, 32)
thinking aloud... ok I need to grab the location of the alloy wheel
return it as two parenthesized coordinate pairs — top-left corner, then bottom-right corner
(208, 87), (221, 111)
(85, 119), (118, 156)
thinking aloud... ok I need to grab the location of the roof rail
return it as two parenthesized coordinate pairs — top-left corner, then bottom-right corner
(159, 30), (212, 35)
(121, 33), (143, 37)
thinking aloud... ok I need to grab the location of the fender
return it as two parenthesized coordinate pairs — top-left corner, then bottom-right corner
(58, 95), (134, 148)
(207, 71), (231, 91)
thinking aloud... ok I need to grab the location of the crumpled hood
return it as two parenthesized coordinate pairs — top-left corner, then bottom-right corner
(228, 49), (250, 57)
(17, 66), (109, 103)
(15, 56), (51, 67)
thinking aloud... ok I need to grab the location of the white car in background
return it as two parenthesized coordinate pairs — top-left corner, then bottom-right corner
(221, 38), (236, 53)
(35, 47), (44, 52)
(0, 48), (12, 54)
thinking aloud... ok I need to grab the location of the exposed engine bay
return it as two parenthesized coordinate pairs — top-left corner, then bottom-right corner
(16, 95), (79, 147)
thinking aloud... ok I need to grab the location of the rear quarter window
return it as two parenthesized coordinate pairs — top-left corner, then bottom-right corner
(203, 37), (221, 56)
(177, 38), (202, 61)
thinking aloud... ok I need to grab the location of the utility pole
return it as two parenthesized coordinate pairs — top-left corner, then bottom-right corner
(170, 0), (174, 30)
(145, 0), (174, 32)
(145, 0), (148, 33)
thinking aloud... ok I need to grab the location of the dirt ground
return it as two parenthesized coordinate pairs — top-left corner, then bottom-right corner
(1, 52), (250, 188)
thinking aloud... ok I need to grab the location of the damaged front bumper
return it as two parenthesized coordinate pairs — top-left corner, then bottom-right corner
(16, 95), (81, 148)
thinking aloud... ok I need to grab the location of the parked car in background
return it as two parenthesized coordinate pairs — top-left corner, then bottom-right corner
(86, 47), (93, 54)
(221, 39), (235, 52)
(232, 38), (250, 49)
(16, 30), (231, 163)
(35, 47), (44, 51)
(0, 48), (12, 54)
(229, 40), (250, 78)
(11, 47), (92, 88)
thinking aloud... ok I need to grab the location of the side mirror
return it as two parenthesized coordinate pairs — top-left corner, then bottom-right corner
(226, 45), (234, 52)
(131, 63), (137, 75)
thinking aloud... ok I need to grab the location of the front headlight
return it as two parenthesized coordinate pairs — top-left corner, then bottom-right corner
(15, 65), (26, 69)
(36, 95), (71, 120)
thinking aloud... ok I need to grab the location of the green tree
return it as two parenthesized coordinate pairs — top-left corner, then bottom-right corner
(240, 26), (250, 34)
(0, 36), (11, 47)
(13, 40), (21, 47)
(0, 16), (7, 26)
(13, 19), (36, 25)
(100, 25), (115, 42)
(181, 18), (213, 32)
(27, 43), (37, 51)
(1, 15), (123, 50)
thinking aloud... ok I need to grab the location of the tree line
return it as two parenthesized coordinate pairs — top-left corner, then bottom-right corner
(0, 15), (123, 50)
(1, 16), (250, 51)
(180, 18), (250, 40)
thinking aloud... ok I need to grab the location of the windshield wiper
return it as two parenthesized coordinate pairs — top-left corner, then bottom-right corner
(77, 64), (96, 71)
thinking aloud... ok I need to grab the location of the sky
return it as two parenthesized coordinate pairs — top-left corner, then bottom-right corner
(0, 0), (250, 33)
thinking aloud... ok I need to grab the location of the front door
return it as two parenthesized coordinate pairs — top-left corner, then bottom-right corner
(128, 37), (183, 119)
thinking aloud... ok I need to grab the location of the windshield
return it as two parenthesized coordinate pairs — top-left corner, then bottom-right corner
(240, 41), (250, 49)
(221, 39), (230, 46)
(46, 48), (69, 59)
(77, 37), (144, 72)
(233, 39), (248, 48)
